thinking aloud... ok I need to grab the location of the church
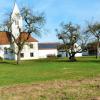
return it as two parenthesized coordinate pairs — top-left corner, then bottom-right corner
(0, 3), (58, 60)
(0, 3), (82, 60)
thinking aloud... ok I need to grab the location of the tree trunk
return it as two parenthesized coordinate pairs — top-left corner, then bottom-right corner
(65, 51), (68, 57)
(16, 51), (21, 64)
(96, 38), (99, 59)
(69, 52), (76, 62)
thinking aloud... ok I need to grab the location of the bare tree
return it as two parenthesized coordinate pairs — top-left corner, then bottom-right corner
(78, 30), (92, 51)
(56, 22), (82, 61)
(2, 7), (45, 64)
(86, 22), (100, 58)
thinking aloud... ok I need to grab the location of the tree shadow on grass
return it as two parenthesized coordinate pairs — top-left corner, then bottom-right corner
(34, 58), (71, 63)
(0, 61), (17, 65)
(1, 57), (99, 65)
(34, 57), (100, 64)
(77, 59), (100, 63)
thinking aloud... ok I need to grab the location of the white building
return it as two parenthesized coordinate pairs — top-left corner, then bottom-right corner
(38, 43), (58, 58)
(0, 3), (59, 60)
(0, 31), (39, 60)
(0, 3), (82, 60)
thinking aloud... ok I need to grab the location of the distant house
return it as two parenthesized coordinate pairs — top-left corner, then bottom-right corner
(57, 44), (82, 57)
(87, 42), (100, 56)
(38, 43), (59, 58)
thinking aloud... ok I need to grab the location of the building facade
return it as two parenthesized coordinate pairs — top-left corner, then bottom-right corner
(0, 3), (59, 60)
(0, 3), (82, 60)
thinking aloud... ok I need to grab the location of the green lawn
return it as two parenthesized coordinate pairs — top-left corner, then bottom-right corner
(0, 56), (100, 86)
(0, 56), (100, 100)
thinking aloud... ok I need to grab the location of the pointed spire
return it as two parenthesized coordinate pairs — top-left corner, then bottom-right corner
(11, 1), (23, 38)
(12, 1), (20, 18)
(14, 0), (17, 8)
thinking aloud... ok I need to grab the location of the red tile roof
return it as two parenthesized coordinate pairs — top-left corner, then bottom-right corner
(0, 32), (11, 45)
(17, 32), (38, 42)
(0, 31), (38, 45)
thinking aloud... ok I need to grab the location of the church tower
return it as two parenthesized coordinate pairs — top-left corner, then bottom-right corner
(11, 2), (23, 38)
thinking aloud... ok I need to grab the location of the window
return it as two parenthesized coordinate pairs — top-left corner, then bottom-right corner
(30, 53), (34, 57)
(30, 44), (33, 49)
(4, 49), (8, 54)
(20, 53), (24, 58)
(10, 50), (13, 54)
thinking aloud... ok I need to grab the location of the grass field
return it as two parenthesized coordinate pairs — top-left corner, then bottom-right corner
(0, 56), (100, 100)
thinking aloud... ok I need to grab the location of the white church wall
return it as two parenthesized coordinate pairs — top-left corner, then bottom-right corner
(0, 46), (5, 59)
(15, 42), (39, 60)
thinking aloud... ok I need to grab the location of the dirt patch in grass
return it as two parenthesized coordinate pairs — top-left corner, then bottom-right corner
(0, 78), (100, 100)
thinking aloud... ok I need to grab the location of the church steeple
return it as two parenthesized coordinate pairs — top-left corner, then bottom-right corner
(12, 2), (20, 17)
(11, 2), (23, 38)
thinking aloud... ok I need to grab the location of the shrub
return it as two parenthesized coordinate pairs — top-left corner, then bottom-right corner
(57, 54), (62, 57)
(47, 54), (57, 58)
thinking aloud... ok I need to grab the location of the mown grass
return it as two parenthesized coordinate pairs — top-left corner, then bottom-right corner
(0, 56), (100, 86)
(0, 56), (100, 100)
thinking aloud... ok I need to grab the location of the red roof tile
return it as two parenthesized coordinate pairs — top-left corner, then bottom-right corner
(0, 32), (38, 45)
(0, 32), (11, 45)
(18, 32), (38, 42)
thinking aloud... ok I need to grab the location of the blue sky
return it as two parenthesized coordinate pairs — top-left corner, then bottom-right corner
(0, 0), (100, 42)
